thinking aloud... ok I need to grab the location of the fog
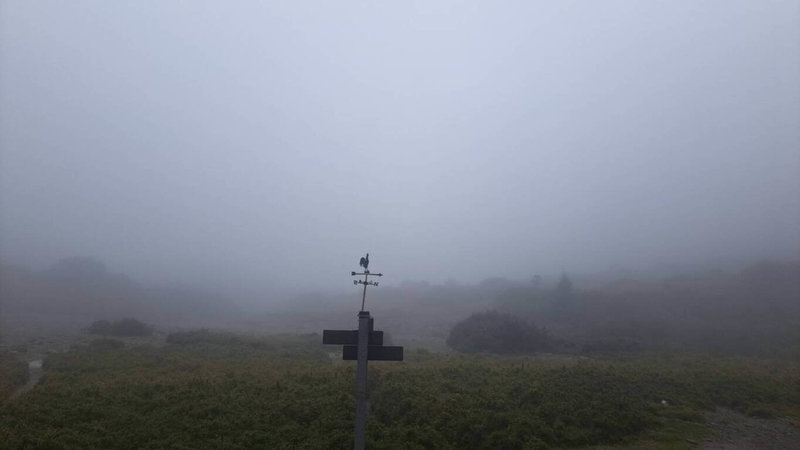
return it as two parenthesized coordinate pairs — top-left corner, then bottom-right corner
(1, 1), (798, 300)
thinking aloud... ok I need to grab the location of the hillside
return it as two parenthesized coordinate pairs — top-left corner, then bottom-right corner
(494, 260), (800, 358)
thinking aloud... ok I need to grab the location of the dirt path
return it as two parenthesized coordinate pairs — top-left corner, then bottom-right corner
(10, 358), (44, 399)
(697, 407), (800, 450)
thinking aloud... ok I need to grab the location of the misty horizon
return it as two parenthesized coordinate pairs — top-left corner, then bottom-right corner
(2, 1), (798, 298)
(2, 5), (800, 447)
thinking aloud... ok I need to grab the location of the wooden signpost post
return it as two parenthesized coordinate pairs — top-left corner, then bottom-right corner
(322, 255), (403, 450)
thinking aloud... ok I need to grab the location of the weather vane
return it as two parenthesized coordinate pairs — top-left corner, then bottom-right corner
(325, 254), (399, 450)
(352, 252), (383, 311)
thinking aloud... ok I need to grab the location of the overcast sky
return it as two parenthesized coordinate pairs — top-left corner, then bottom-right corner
(1, 1), (798, 296)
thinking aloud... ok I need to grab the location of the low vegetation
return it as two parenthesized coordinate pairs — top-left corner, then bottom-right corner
(1, 333), (798, 449)
(1, 261), (798, 447)
(167, 329), (258, 347)
(0, 352), (28, 399)
(87, 318), (153, 337)
(88, 338), (126, 351)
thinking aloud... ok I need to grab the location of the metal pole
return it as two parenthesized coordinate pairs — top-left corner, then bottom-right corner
(360, 273), (368, 311)
(354, 310), (370, 450)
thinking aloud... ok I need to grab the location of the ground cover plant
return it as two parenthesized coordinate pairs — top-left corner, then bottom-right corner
(87, 318), (153, 337)
(0, 351), (28, 399)
(1, 332), (799, 449)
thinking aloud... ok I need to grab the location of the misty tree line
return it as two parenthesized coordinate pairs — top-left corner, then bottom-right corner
(447, 262), (800, 358)
(6, 256), (799, 359)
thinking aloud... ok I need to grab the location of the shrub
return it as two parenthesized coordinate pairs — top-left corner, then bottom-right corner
(87, 320), (112, 335)
(110, 318), (152, 336)
(446, 310), (552, 354)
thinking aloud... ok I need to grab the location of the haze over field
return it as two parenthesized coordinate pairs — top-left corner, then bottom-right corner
(1, 1), (798, 300)
(2, 5), (800, 448)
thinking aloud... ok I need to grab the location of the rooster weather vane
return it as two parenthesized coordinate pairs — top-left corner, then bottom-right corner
(324, 253), (400, 450)
(352, 253), (382, 311)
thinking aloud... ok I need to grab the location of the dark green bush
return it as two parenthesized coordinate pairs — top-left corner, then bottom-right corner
(446, 310), (552, 354)
(111, 318), (152, 336)
(87, 319), (112, 335)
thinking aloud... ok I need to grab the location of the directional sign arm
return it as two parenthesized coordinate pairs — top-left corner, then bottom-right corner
(322, 330), (384, 346)
(343, 345), (404, 361)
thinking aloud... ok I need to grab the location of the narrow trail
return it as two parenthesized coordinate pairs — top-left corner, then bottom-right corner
(697, 407), (800, 450)
(10, 358), (44, 400)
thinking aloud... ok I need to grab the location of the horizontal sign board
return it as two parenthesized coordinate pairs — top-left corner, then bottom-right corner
(323, 330), (383, 346)
(343, 345), (403, 361)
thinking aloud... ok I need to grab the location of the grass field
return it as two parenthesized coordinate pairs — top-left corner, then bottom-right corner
(1, 332), (798, 449)
(0, 352), (28, 399)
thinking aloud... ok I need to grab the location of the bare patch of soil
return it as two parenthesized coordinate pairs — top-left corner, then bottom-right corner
(698, 407), (800, 450)
(10, 358), (44, 399)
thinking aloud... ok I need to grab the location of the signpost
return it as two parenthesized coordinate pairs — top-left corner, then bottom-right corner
(322, 255), (404, 450)
(322, 330), (384, 346)
(342, 344), (404, 361)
